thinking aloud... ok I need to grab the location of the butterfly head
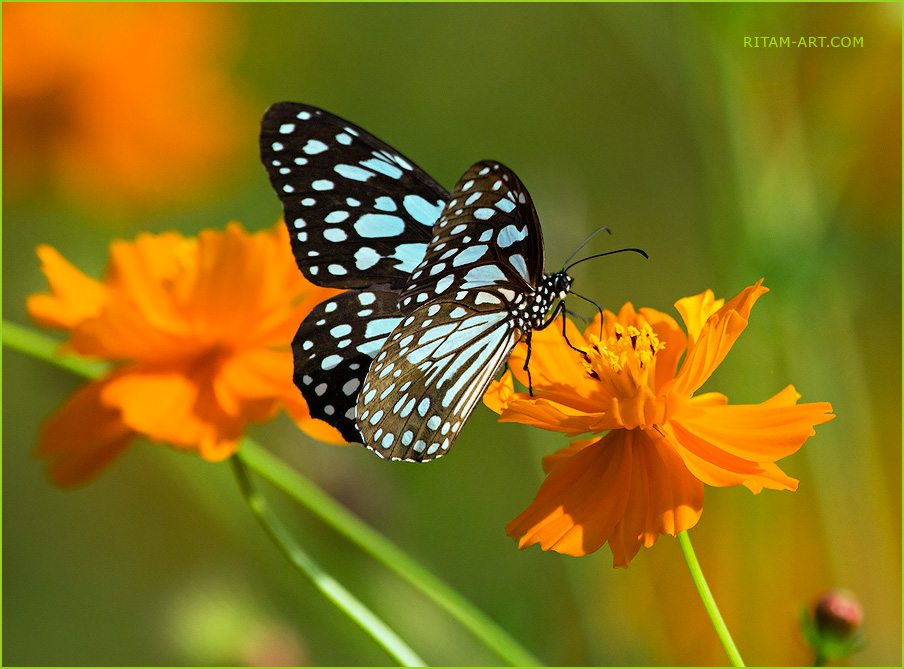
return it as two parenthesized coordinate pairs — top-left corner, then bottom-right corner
(551, 271), (573, 300)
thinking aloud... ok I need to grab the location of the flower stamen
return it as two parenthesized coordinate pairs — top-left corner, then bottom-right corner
(586, 322), (665, 374)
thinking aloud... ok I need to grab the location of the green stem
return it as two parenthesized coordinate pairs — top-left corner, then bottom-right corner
(678, 530), (745, 667)
(2, 320), (108, 378)
(3, 320), (540, 666)
(230, 456), (426, 667)
(238, 441), (542, 667)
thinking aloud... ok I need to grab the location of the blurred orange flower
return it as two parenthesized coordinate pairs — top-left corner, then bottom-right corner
(28, 222), (344, 488)
(2, 3), (249, 215)
(484, 280), (835, 567)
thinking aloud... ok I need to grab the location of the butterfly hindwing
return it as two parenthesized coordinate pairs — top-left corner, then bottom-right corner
(260, 102), (449, 290)
(293, 289), (405, 443)
(356, 294), (518, 461)
(400, 161), (545, 310)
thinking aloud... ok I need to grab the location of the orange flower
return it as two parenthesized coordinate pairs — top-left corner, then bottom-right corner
(2, 3), (249, 214)
(28, 222), (344, 488)
(484, 280), (835, 567)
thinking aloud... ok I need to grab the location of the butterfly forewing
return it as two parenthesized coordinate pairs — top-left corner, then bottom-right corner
(400, 161), (545, 310)
(260, 102), (448, 290)
(356, 293), (519, 461)
(293, 289), (406, 443)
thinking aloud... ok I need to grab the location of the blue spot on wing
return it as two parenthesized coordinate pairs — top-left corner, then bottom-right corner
(390, 243), (428, 273)
(335, 164), (375, 182)
(360, 157), (403, 179)
(403, 195), (444, 227)
(354, 213), (405, 238)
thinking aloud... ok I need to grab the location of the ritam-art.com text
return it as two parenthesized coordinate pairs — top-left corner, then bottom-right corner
(744, 36), (863, 48)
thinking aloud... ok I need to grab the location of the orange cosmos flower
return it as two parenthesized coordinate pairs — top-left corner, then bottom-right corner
(28, 222), (344, 488)
(2, 3), (249, 214)
(484, 280), (835, 567)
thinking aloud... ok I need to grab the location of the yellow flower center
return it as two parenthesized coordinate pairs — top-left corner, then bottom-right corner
(587, 322), (665, 374)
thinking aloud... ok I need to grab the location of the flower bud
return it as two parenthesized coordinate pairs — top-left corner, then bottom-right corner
(799, 588), (864, 664)
(815, 588), (864, 639)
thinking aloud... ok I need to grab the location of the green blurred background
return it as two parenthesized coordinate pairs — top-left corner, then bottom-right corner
(3, 3), (900, 666)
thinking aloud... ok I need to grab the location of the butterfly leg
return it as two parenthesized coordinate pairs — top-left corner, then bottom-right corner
(536, 300), (585, 355)
(522, 332), (535, 396)
(560, 306), (587, 356)
(564, 307), (589, 324)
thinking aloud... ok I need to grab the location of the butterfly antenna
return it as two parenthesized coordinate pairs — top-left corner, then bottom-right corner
(561, 225), (612, 269)
(564, 247), (648, 274)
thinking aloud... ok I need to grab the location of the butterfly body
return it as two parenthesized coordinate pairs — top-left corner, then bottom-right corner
(260, 103), (572, 461)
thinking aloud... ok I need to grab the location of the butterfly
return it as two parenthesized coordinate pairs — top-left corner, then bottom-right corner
(259, 102), (576, 462)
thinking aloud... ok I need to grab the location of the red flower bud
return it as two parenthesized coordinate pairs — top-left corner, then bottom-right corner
(814, 588), (864, 639)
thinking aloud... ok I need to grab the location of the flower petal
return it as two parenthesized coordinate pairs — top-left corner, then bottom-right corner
(27, 244), (110, 330)
(506, 431), (632, 556)
(68, 232), (194, 360)
(100, 366), (243, 461)
(663, 419), (800, 493)
(498, 396), (604, 435)
(608, 429), (704, 567)
(35, 377), (135, 488)
(483, 369), (515, 414)
(669, 281), (769, 397)
(541, 437), (598, 473)
(674, 289), (723, 348)
(681, 385), (835, 462)
(105, 232), (194, 334)
(214, 348), (294, 419)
